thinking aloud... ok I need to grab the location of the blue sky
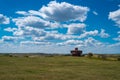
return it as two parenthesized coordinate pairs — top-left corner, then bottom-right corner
(0, 0), (120, 53)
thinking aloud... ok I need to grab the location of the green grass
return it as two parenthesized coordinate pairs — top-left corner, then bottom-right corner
(0, 55), (120, 80)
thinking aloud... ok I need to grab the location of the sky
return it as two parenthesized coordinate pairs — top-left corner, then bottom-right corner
(0, 0), (120, 54)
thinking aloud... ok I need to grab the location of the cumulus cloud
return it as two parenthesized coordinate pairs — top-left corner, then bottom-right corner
(14, 1), (89, 29)
(99, 29), (110, 38)
(67, 23), (86, 34)
(34, 33), (60, 41)
(78, 29), (109, 39)
(113, 31), (120, 41)
(13, 16), (59, 29)
(107, 42), (120, 53)
(11, 1), (90, 43)
(109, 9), (120, 27)
(40, 1), (89, 22)
(13, 26), (46, 37)
(84, 37), (103, 47)
(20, 41), (51, 45)
(16, 10), (43, 17)
(13, 16), (60, 30)
(1, 36), (23, 42)
(28, 10), (43, 16)
(0, 14), (10, 24)
(109, 42), (120, 48)
(4, 27), (17, 32)
(113, 36), (120, 41)
(16, 11), (29, 16)
(79, 30), (98, 38)
(57, 40), (83, 46)
(34, 32), (77, 41)
(57, 37), (104, 48)
(79, 29), (109, 39)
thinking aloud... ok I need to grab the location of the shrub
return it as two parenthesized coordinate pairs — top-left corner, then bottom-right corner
(87, 53), (93, 58)
(117, 57), (120, 61)
(81, 54), (85, 57)
(24, 55), (29, 58)
(9, 55), (13, 57)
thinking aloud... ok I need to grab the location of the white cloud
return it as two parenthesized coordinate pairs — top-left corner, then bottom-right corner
(93, 11), (98, 15)
(109, 42), (120, 48)
(13, 26), (46, 37)
(16, 10), (44, 17)
(20, 41), (51, 45)
(13, 16), (49, 28)
(4, 27), (17, 32)
(113, 36), (120, 41)
(11, 1), (90, 43)
(0, 37), (119, 53)
(34, 33), (59, 41)
(33, 30), (82, 41)
(0, 14), (10, 24)
(28, 10), (43, 16)
(13, 16), (60, 29)
(34, 33), (73, 41)
(113, 31), (120, 41)
(1, 36), (23, 42)
(107, 42), (120, 53)
(79, 30), (98, 38)
(109, 9), (120, 27)
(84, 37), (103, 47)
(57, 37), (104, 51)
(99, 29), (110, 38)
(0, 43), (73, 53)
(57, 40), (83, 46)
(79, 29), (109, 39)
(13, 30), (24, 36)
(67, 23), (86, 34)
(40, 1), (89, 22)
(16, 11), (29, 16)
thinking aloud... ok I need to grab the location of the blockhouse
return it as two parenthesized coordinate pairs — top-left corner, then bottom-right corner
(71, 48), (82, 56)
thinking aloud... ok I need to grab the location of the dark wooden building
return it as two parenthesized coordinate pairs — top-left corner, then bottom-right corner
(71, 48), (82, 56)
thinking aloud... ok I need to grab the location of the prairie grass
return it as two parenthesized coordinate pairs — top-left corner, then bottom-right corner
(0, 55), (120, 80)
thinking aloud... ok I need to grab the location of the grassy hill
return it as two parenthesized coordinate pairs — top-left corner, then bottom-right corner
(0, 55), (120, 80)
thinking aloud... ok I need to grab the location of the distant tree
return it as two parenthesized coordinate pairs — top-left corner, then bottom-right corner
(117, 56), (120, 61)
(4, 54), (10, 56)
(87, 52), (93, 58)
(9, 55), (13, 57)
(24, 55), (29, 58)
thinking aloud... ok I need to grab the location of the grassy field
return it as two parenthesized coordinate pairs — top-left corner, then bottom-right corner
(0, 55), (120, 80)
